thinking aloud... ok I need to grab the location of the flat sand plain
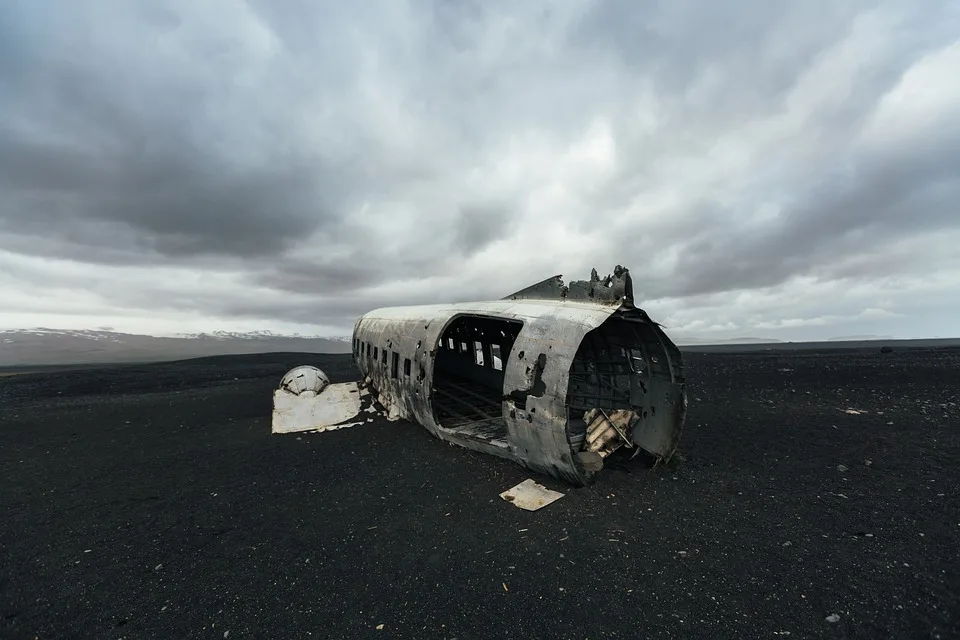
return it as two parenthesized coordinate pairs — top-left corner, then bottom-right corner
(1, 348), (958, 639)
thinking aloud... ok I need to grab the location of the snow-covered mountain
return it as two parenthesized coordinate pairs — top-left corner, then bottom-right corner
(4, 327), (938, 369)
(671, 335), (785, 346)
(174, 330), (353, 342)
(0, 328), (352, 367)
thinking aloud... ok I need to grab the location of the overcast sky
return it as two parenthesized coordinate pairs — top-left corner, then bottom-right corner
(1, 0), (958, 342)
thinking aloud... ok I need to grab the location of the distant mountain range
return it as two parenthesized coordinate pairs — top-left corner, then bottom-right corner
(0, 328), (352, 367)
(0, 327), (784, 367)
(670, 336), (785, 345)
(2, 328), (956, 368)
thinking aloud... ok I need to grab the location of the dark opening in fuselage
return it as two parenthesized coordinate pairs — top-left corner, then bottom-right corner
(564, 311), (684, 459)
(431, 314), (523, 445)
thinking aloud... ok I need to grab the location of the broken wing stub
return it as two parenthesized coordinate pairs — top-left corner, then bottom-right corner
(502, 265), (634, 307)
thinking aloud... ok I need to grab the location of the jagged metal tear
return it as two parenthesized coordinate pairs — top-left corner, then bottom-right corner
(501, 265), (634, 307)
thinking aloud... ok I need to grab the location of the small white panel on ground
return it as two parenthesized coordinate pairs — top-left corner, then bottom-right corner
(272, 382), (363, 434)
(500, 479), (565, 511)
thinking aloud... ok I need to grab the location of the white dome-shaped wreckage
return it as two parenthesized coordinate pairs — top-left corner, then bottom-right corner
(272, 266), (688, 486)
(280, 366), (329, 397)
(271, 365), (375, 434)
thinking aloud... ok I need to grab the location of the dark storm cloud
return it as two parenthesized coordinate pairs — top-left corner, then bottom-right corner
(453, 202), (517, 256)
(0, 0), (958, 338)
(0, 0), (358, 262)
(653, 84), (960, 298)
(595, 8), (960, 301)
(253, 259), (389, 297)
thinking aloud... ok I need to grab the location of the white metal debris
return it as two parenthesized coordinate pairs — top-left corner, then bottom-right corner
(584, 408), (634, 457)
(500, 479), (565, 511)
(271, 366), (366, 434)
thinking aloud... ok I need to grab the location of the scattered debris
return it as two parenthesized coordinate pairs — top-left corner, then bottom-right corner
(271, 265), (688, 486)
(842, 408), (866, 415)
(837, 464), (848, 472)
(826, 614), (840, 623)
(500, 479), (565, 511)
(583, 408), (635, 458)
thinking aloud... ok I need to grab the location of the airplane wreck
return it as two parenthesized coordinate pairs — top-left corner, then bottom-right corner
(272, 266), (688, 486)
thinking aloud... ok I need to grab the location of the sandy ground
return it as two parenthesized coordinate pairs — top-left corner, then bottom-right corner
(1, 349), (958, 639)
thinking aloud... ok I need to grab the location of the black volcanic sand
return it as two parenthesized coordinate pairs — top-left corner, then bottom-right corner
(1, 349), (958, 639)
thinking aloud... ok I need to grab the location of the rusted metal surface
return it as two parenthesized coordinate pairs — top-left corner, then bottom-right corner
(349, 266), (688, 486)
(500, 479), (565, 511)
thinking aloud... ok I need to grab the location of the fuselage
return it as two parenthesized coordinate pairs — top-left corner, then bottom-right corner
(350, 297), (687, 485)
